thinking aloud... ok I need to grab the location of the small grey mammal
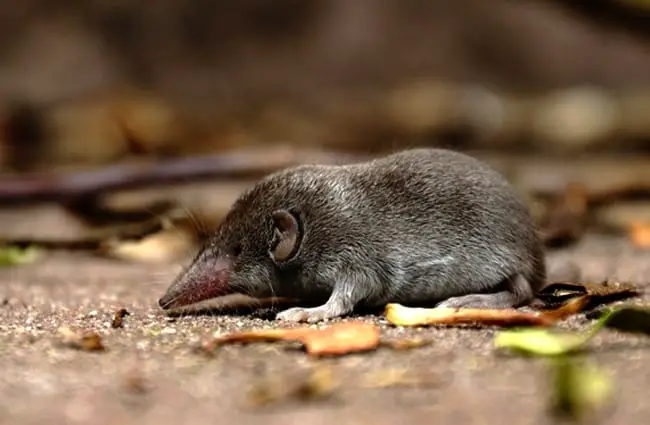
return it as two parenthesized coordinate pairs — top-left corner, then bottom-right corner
(158, 148), (546, 323)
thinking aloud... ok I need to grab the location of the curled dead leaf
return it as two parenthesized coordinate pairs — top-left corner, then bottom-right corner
(537, 281), (641, 310)
(203, 322), (380, 357)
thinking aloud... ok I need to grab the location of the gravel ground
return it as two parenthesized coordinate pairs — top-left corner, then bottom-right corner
(1, 233), (650, 425)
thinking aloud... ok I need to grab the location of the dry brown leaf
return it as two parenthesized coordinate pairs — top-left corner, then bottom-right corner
(537, 280), (641, 310)
(628, 221), (650, 248)
(57, 326), (105, 351)
(385, 303), (556, 328)
(203, 322), (380, 356)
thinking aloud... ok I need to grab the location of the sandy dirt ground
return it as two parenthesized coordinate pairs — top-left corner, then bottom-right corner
(1, 233), (650, 425)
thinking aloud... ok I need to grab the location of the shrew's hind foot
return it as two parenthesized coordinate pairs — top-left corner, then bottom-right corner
(435, 291), (517, 309)
(435, 274), (535, 309)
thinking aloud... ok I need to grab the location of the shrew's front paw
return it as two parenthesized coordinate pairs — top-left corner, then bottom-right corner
(276, 305), (341, 323)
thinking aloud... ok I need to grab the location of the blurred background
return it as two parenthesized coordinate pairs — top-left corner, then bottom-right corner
(1, 0), (650, 262)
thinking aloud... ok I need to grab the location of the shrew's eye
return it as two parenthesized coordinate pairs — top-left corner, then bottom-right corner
(232, 243), (242, 257)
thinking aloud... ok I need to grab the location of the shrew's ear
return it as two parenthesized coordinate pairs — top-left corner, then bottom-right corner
(269, 209), (302, 263)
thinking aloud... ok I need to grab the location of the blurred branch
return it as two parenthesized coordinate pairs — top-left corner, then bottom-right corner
(0, 147), (365, 206)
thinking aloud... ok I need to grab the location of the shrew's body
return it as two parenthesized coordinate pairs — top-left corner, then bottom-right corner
(158, 148), (546, 323)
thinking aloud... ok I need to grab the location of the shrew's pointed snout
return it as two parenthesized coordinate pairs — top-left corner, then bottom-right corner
(157, 254), (234, 310)
(158, 291), (177, 310)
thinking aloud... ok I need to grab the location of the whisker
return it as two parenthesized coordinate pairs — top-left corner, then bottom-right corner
(177, 203), (206, 238)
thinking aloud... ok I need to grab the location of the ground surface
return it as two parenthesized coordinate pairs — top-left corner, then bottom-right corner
(1, 233), (650, 425)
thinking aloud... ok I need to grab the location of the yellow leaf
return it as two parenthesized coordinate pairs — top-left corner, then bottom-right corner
(494, 328), (590, 356)
(0, 245), (39, 266)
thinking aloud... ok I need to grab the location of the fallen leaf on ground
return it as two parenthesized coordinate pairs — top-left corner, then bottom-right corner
(202, 322), (380, 356)
(537, 281), (641, 310)
(384, 303), (556, 327)
(57, 326), (105, 352)
(595, 306), (650, 335)
(111, 308), (131, 328)
(0, 245), (39, 266)
(494, 305), (650, 357)
(494, 328), (591, 356)
(550, 357), (613, 422)
(247, 364), (336, 407)
(627, 221), (650, 248)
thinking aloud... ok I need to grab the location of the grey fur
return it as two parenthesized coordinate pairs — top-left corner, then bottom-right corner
(158, 148), (546, 323)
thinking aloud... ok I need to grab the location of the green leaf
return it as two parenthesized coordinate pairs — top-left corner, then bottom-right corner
(551, 357), (613, 422)
(0, 245), (39, 267)
(495, 305), (650, 357)
(594, 306), (650, 336)
(494, 328), (591, 356)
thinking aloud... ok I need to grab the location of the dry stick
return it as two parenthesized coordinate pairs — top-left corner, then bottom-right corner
(0, 147), (367, 206)
(587, 183), (650, 208)
(532, 182), (650, 204)
(0, 213), (171, 250)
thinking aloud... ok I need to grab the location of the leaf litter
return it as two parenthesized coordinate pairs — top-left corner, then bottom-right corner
(41, 268), (642, 419)
(536, 280), (642, 310)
